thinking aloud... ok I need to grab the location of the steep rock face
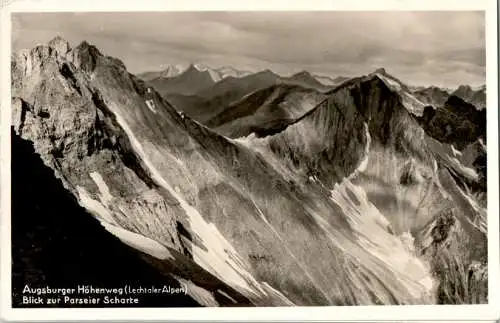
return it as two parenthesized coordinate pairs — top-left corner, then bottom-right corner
(11, 38), (253, 306)
(240, 76), (433, 189)
(12, 38), (486, 307)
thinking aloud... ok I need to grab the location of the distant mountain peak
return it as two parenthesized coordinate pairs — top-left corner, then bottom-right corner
(283, 70), (326, 90)
(332, 76), (350, 83)
(291, 70), (317, 81)
(412, 85), (451, 107)
(252, 69), (280, 79)
(293, 70), (312, 77)
(185, 63), (198, 72)
(452, 83), (486, 110)
(260, 68), (276, 75)
(160, 65), (185, 78)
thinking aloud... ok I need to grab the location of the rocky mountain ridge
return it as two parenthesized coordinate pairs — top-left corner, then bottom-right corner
(11, 37), (488, 307)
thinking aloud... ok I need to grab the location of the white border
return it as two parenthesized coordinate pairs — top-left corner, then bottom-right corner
(1, 0), (499, 321)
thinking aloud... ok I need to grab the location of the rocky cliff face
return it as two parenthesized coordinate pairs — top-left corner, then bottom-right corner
(11, 37), (487, 307)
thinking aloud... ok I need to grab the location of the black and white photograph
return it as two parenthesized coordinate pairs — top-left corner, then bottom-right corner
(0, 1), (499, 321)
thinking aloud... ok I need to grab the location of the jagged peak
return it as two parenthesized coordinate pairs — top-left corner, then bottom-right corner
(13, 36), (71, 61)
(75, 40), (103, 57)
(70, 40), (108, 72)
(183, 63), (204, 74)
(373, 67), (387, 75)
(48, 36), (71, 56)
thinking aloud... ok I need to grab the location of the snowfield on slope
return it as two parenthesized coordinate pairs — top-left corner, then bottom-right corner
(330, 179), (435, 300)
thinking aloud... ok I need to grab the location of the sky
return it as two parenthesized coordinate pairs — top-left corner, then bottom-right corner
(12, 11), (486, 88)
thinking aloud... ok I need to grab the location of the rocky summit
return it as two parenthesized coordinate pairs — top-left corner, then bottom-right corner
(11, 37), (488, 307)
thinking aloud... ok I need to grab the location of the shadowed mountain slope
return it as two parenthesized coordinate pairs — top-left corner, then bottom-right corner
(281, 71), (330, 91)
(416, 95), (486, 150)
(11, 130), (202, 308)
(205, 84), (327, 138)
(452, 85), (486, 110)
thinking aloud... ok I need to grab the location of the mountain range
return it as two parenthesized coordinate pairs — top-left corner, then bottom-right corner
(11, 37), (488, 307)
(139, 64), (342, 94)
(139, 65), (486, 128)
(138, 64), (253, 83)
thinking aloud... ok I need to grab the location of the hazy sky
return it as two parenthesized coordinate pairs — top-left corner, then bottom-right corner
(12, 11), (486, 88)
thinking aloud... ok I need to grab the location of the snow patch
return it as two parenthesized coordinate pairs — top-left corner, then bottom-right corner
(330, 180), (435, 299)
(76, 185), (116, 224)
(175, 277), (219, 307)
(478, 138), (486, 150)
(145, 99), (157, 113)
(100, 221), (174, 260)
(217, 289), (238, 303)
(355, 123), (371, 174)
(89, 171), (113, 203)
(451, 145), (462, 157)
